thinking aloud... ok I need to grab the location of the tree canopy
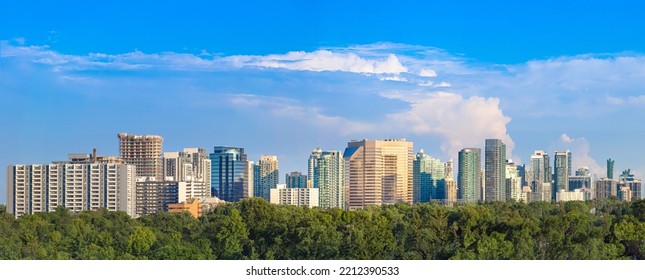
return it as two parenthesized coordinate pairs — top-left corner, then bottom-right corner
(0, 199), (643, 260)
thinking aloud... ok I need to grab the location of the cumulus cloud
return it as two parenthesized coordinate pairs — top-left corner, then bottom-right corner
(560, 133), (573, 143)
(419, 68), (437, 77)
(384, 91), (514, 158)
(6, 39), (645, 169)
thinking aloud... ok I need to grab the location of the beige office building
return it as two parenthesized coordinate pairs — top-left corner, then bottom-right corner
(118, 133), (164, 180)
(343, 139), (414, 210)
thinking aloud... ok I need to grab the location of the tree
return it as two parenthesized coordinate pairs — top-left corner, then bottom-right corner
(128, 226), (156, 258)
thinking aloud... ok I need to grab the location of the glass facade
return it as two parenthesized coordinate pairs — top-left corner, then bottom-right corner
(458, 148), (481, 203)
(210, 146), (249, 202)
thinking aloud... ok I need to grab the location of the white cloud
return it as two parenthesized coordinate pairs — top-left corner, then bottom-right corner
(435, 82), (451, 88)
(560, 133), (573, 143)
(385, 91), (514, 158)
(229, 50), (408, 74)
(227, 94), (374, 135)
(419, 68), (437, 77)
(379, 75), (408, 82)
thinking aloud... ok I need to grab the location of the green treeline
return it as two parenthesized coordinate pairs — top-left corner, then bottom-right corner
(0, 199), (644, 260)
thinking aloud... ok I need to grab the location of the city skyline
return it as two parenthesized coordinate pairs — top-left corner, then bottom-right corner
(4, 1), (645, 204)
(5, 133), (643, 218)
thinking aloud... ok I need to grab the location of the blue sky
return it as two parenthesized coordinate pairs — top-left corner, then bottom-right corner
(3, 1), (645, 202)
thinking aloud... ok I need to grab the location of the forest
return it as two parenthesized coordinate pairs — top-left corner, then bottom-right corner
(0, 199), (643, 260)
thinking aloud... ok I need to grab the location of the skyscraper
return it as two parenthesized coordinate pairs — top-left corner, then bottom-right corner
(343, 139), (414, 210)
(444, 159), (454, 179)
(162, 148), (212, 199)
(506, 160), (523, 201)
(607, 159), (615, 180)
(286, 171), (307, 188)
(484, 139), (507, 202)
(444, 178), (457, 206)
(595, 178), (617, 200)
(118, 133), (164, 180)
(413, 149), (445, 203)
(458, 148), (481, 203)
(308, 147), (322, 188)
(618, 169), (642, 200)
(529, 150), (552, 202)
(209, 146), (251, 202)
(553, 151), (570, 200)
(257, 155), (279, 201)
(313, 150), (345, 209)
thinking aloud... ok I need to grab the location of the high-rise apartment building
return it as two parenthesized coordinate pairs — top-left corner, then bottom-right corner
(308, 147), (323, 188)
(444, 178), (457, 206)
(286, 171), (307, 188)
(595, 178), (618, 200)
(7, 158), (136, 218)
(458, 148), (481, 203)
(618, 169), (642, 200)
(505, 160), (523, 201)
(484, 139), (507, 202)
(312, 150), (345, 209)
(257, 156), (279, 201)
(210, 146), (251, 202)
(444, 159), (454, 179)
(343, 139), (414, 210)
(529, 150), (552, 202)
(269, 184), (319, 208)
(553, 151), (570, 199)
(163, 148), (211, 199)
(163, 148), (211, 182)
(555, 189), (585, 202)
(413, 149), (445, 203)
(118, 133), (164, 180)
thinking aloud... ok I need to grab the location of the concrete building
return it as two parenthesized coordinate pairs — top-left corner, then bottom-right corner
(135, 179), (184, 216)
(286, 171), (307, 188)
(505, 160), (523, 202)
(312, 150), (345, 209)
(553, 151), (570, 200)
(163, 148), (211, 199)
(163, 148), (211, 183)
(555, 189), (585, 202)
(595, 178), (618, 200)
(210, 146), (251, 202)
(529, 150), (552, 202)
(256, 155), (279, 201)
(618, 169), (642, 201)
(118, 133), (164, 180)
(343, 139), (414, 210)
(618, 186), (633, 202)
(413, 149), (445, 203)
(444, 178), (457, 206)
(484, 139), (507, 202)
(7, 159), (136, 218)
(569, 169), (593, 200)
(168, 197), (202, 218)
(444, 159), (454, 179)
(269, 184), (319, 207)
(458, 148), (481, 203)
